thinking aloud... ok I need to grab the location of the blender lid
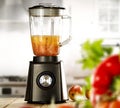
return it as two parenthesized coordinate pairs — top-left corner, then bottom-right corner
(29, 3), (65, 17)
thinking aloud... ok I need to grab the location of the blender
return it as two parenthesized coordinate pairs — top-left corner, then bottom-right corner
(25, 3), (71, 103)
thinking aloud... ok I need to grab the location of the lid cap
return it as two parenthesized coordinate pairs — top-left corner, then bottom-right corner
(29, 3), (65, 17)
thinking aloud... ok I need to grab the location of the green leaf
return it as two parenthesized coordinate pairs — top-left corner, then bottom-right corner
(91, 39), (104, 57)
(85, 76), (91, 90)
(103, 47), (113, 56)
(110, 76), (120, 92)
(78, 39), (113, 70)
(81, 58), (97, 69)
(82, 76), (91, 97)
(82, 100), (93, 108)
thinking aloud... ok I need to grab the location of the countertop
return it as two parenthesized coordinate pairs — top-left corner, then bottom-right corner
(0, 98), (74, 108)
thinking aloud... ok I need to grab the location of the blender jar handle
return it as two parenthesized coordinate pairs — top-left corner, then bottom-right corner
(59, 35), (72, 47)
(59, 15), (72, 47)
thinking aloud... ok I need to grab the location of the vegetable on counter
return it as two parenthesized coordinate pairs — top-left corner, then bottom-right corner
(91, 54), (120, 108)
(77, 39), (113, 104)
(95, 100), (120, 108)
(76, 39), (120, 108)
(68, 85), (83, 101)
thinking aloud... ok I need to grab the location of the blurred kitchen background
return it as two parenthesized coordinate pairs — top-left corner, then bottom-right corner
(0, 0), (120, 97)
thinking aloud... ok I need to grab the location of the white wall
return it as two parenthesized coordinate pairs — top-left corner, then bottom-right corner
(0, 22), (32, 76)
(0, 0), (119, 79)
(0, 0), (96, 77)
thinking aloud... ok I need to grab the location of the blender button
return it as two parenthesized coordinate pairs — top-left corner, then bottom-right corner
(36, 71), (56, 89)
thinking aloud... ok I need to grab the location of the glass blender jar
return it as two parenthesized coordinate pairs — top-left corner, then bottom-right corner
(29, 3), (71, 56)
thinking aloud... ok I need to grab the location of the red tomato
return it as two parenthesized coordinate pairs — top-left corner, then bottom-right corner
(95, 101), (110, 108)
(103, 55), (120, 76)
(92, 55), (120, 91)
(94, 100), (120, 108)
(92, 87), (109, 95)
(92, 66), (112, 89)
(91, 55), (120, 105)
(105, 62), (120, 76)
(104, 55), (120, 64)
(68, 85), (83, 101)
(109, 100), (120, 108)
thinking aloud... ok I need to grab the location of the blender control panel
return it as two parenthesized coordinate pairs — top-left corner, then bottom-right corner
(36, 71), (56, 90)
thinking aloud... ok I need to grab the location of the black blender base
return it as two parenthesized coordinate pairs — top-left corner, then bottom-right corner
(26, 99), (68, 104)
(25, 56), (68, 104)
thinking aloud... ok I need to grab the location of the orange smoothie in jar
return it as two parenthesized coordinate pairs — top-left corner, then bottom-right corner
(31, 35), (60, 56)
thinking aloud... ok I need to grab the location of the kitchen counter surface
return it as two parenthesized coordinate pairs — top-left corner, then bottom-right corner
(0, 98), (74, 108)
